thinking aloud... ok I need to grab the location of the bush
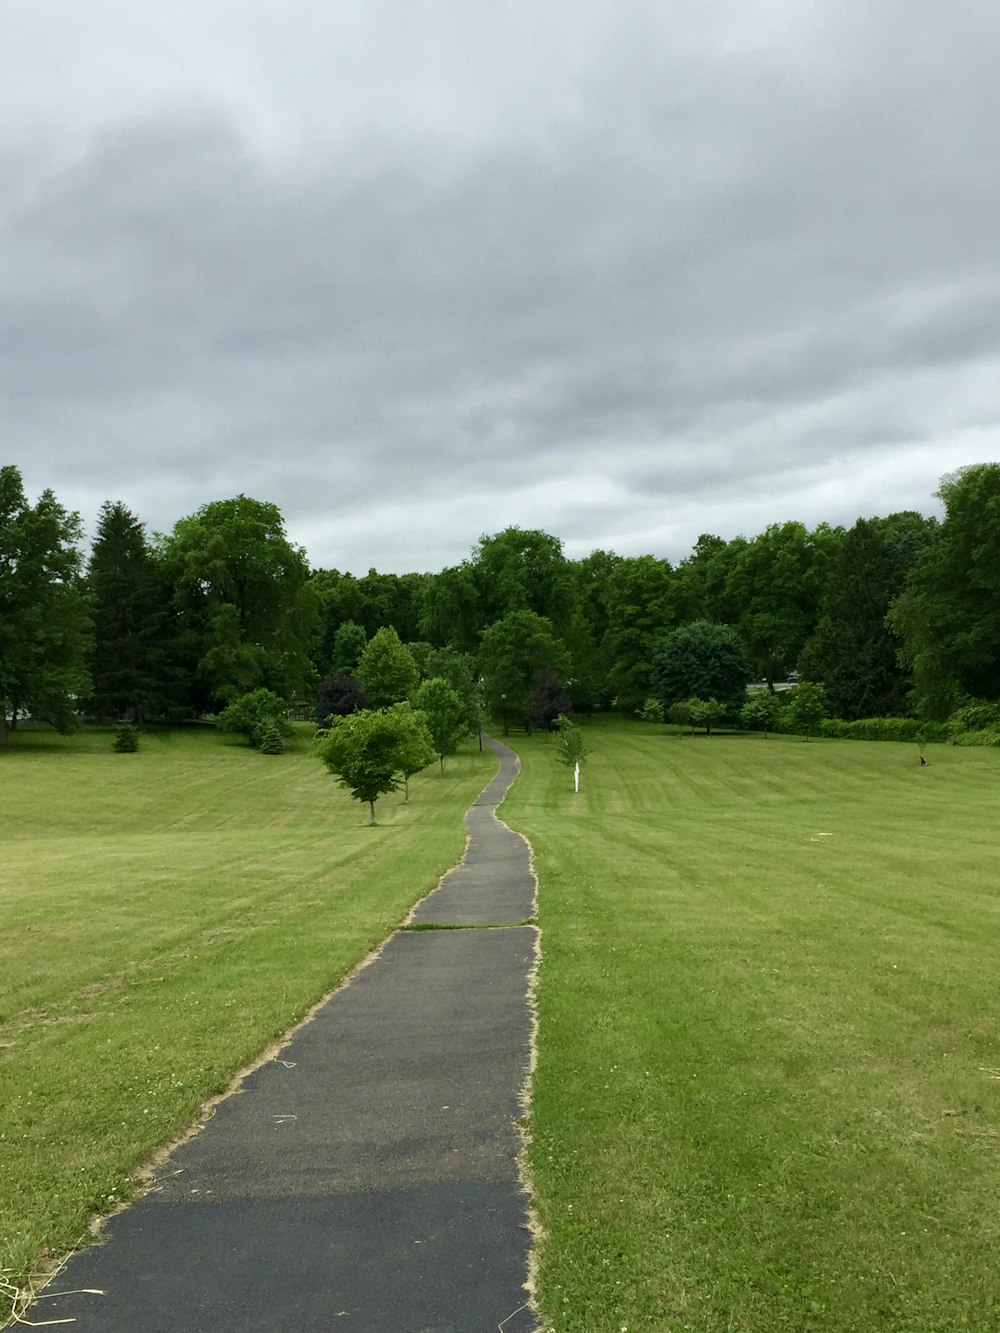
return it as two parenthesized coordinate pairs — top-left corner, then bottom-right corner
(949, 699), (1000, 734)
(217, 689), (290, 747)
(740, 691), (781, 735)
(639, 697), (664, 724)
(950, 728), (1000, 747)
(818, 717), (951, 743)
(667, 701), (692, 729)
(112, 721), (139, 753)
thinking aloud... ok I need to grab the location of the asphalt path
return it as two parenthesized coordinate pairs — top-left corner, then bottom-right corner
(34, 736), (539, 1332)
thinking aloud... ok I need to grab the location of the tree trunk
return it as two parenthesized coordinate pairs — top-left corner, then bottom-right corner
(0, 712), (8, 747)
(368, 799), (377, 824)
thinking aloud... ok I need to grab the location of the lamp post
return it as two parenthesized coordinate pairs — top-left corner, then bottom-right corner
(501, 692), (508, 737)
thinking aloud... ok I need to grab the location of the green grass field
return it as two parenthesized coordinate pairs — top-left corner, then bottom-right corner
(0, 723), (493, 1322)
(501, 717), (1000, 1332)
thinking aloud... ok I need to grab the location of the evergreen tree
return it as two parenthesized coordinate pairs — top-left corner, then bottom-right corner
(86, 501), (172, 723)
(799, 514), (933, 719)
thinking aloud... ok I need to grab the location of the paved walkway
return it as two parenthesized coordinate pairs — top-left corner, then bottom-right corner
(35, 737), (539, 1332)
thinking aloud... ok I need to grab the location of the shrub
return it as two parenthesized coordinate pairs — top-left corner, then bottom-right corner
(639, 697), (665, 724)
(950, 728), (1000, 748)
(667, 701), (692, 729)
(949, 699), (1000, 734)
(217, 689), (290, 747)
(817, 717), (951, 743)
(112, 721), (139, 753)
(257, 720), (285, 754)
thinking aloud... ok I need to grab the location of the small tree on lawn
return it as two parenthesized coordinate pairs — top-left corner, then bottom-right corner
(113, 721), (139, 753)
(257, 719), (285, 754)
(687, 696), (727, 736)
(387, 702), (436, 800)
(639, 697), (665, 724)
(554, 714), (589, 788)
(783, 680), (827, 740)
(412, 676), (467, 771)
(315, 707), (429, 822)
(668, 700), (693, 733)
(740, 690), (781, 738)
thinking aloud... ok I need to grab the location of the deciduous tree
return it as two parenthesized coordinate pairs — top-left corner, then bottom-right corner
(356, 626), (419, 707)
(161, 495), (317, 709)
(315, 674), (366, 725)
(651, 620), (752, 715)
(479, 610), (569, 733)
(315, 706), (431, 822)
(602, 555), (676, 713)
(888, 465), (1000, 717)
(740, 690), (781, 737)
(782, 681), (827, 738)
(412, 676), (466, 770)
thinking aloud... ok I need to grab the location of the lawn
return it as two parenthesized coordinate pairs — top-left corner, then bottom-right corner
(0, 722), (492, 1322)
(501, 717), (1000, 1333)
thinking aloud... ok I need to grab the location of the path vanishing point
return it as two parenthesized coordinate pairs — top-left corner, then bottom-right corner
(31, 736), (540, 1333)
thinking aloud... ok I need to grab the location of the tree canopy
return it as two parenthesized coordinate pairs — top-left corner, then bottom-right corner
(651, 620), (753, 715)
(889, 465), (1000, 717)
(356, 626), (420, 707)
(86, 501), (174, 723)
(161, 495), (317, 709)
(315, 706), (432, 822)
(479, 610), (569, 732)
(0, 466), (91, 745)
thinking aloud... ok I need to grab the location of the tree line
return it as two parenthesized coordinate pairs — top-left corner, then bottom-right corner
(2, 461), (999, 747)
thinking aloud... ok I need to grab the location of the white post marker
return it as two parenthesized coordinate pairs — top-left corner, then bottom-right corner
(574, 761), (580, 792)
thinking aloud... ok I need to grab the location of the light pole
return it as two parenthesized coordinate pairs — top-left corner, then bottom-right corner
(501, 692), (508, 737)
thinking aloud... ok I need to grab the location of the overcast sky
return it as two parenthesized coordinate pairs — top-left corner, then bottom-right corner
(4, 1), (999, 573)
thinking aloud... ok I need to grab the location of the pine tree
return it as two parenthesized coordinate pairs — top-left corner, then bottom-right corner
(87, 501), (172, 723)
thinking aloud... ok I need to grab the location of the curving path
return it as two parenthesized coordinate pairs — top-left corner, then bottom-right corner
(34, 736), (539, 1333)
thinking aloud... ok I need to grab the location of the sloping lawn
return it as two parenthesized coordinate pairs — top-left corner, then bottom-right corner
(0, 723), (491, 1322)
(503, 718), (1000, 1333)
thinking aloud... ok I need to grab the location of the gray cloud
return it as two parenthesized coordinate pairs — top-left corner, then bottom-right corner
(3, 0), (998, 571)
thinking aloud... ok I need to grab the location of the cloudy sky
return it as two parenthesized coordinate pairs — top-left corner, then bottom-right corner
(4, 1), (999, 573)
